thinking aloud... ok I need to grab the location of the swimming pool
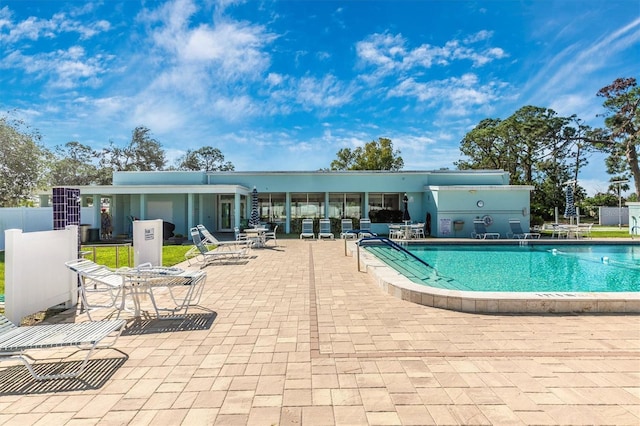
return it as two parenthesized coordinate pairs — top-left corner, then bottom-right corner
(358, 241), (640, 313)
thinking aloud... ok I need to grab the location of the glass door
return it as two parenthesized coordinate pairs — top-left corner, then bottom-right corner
(219, 195), (234, 231)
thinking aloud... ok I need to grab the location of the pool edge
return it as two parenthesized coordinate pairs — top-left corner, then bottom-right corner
(351, 241), (640, 314)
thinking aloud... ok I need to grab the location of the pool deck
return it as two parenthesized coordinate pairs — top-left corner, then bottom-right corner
(355, 237), (640, 314)
(0, 239), (639, 425)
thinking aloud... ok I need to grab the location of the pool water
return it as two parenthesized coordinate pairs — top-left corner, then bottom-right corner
(364, 244), (640, 293)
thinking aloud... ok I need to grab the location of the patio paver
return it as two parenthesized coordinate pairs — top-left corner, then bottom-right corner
(0, 239), (638, 425)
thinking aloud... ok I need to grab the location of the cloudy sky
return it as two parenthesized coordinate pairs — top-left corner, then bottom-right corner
(1, 0), (638, 194)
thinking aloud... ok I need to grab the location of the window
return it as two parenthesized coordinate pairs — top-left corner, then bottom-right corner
(368, 193), (400, 212)
(257, 193), (285, 222)
(368, 193), (402, 223)
(291, 193), (324, 218)
(328, 193), (362, 218)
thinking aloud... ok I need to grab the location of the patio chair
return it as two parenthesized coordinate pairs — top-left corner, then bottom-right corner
(65, 259), (125, 321)
(507, 219), (540, 239)
(471, 219), (500, 239)
(575, 223), (593, 239)
(0, 314), (125, 381)
(318, 219), (334, 240)
(187, 228), (249, 267)
(197, 224), (252, 250)
(300, 219), (315, 239)
(263, 225), (278, 246)
(340, 219), (357, 239)
(358, 218), (376, 238)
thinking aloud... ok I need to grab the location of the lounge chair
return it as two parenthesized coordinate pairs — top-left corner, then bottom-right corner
(300, 219), (315, 239)
(263, 225), (278, 246)
(187, 228), (248, 267)
(197, 224), (252, 250)
(0, 314), (125, 381)
(507, 219), (540, 239)
(471, 219), (500, 239)
(318, 219), (334, 240)
(67, 259), (207, 319)
(340, 219), (357, 239)
(115, 264), (207, 318)
(358, 218), (376, 238)
(65, 259), (124, 320)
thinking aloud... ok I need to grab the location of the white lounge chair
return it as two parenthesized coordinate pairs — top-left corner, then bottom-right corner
(187, 228), (248, 267)
(358, 218), (376, 238)
(507, 219), (540, 239)
(340, 219), (357, 239)
(0, 314), (125, 381)
(65, 259), (125, 321)
(318, 219), (334, 240)
(471, 219), (500, 239)
(197, 224), (252, 250)
(300, 219), (315, 239)
(115, 264), (207, 318)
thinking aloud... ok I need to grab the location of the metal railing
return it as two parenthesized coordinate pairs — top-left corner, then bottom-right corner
(356, 236), (433, 272)
(81, 243), (132, 268)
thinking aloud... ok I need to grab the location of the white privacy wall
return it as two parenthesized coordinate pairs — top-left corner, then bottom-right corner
(4, 226), (79, 325)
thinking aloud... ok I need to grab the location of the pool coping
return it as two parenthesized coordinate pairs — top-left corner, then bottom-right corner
(349, 239), (640, 314)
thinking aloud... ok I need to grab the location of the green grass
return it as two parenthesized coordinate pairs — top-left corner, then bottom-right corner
(0, 245), (192, 296)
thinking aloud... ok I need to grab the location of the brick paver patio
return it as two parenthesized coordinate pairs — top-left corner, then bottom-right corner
(0, 239), (638, 425)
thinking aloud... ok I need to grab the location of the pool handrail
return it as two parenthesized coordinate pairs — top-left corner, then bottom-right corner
(358, 236), (434, 270)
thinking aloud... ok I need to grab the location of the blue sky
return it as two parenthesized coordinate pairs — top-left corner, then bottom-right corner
(1, 0), (638, 195)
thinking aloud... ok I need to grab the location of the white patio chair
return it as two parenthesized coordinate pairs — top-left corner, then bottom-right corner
(197, 224), (252, 250)
(358, 218), (376, 238)
(264, 225), (278, 246)
(470, 219), (500, 239)
(318, 219), (334, 240)
(300, 219), (315, 239)
(65, 259), (125, 321)
(507, 219), (540, 239)
(187, 228), (249, 268)
(0, 314), (125, 381)
(340, 219), (357, 239)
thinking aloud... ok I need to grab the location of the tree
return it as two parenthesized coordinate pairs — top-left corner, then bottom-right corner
(48, 141), (101, 186)
(330, 137), (403, 171)
(457, 106), (590, 221)
(99, 126), (166, 184)
(176, 146), (234, 171)
(0, 115), (48, 206)
(596, 77), (640, 197)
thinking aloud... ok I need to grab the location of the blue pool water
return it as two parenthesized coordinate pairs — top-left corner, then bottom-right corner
(364, 244), (640, 293)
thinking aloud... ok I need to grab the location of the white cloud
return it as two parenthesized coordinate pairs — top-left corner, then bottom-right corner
(0, 7), (111, 43)
(387, 73), (504, 116)
(0, 46), (112, 89)
(356, 29), (507, 73)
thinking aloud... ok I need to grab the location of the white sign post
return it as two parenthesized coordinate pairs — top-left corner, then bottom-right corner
(133, 219), (163, 267)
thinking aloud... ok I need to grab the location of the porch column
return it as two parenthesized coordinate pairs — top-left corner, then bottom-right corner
(198, 194), (204, 225)
(324, 192), (330, 218)
(140, 194), (147, 219)
(187, 193), (194, 234)
(285, 192), (291, 233)
(363, 192), (369, 219)
(234, 193), (241, 230)
(92, 193), (101, 228)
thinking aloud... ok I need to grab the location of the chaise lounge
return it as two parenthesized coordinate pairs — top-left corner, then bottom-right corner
(0, 314), (126, 381)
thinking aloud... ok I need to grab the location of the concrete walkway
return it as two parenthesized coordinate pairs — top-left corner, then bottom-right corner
(0, 239), (638, 425)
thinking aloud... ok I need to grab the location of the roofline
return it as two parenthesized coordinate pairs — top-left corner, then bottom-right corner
(426, 185), (535, 191)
